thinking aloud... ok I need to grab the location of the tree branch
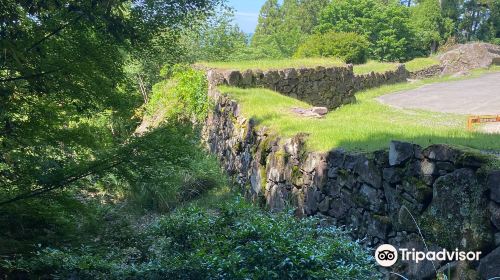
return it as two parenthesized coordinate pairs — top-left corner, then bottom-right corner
(0, 69), (60, 83)
(0, 157), (125, 206)
(25, 13), (85, 53)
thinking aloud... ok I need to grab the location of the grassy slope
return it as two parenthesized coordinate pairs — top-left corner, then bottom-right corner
(220, 67), (500, 152)
(198, 57), (440, 74)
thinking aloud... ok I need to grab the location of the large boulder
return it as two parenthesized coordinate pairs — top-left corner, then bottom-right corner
(420, 169), (494, 251)
(439, 43), (500, 75)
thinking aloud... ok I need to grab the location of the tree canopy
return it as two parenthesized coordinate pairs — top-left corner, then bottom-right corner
(0, 0), (221, 203)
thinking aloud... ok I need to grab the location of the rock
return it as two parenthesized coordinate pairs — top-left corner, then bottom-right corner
(478, 246), (500, 280)
(328, 149), (345, 168)
(436, 261), (479, 280)
(395, 234), (444, 280)
(420, 169), (494, 251)
(439, 42), (500, 75)
(290, 107), (326, 118)
(358, 184), (382, 212)
(240, 70), (254, 87)
(355, 158), (382, 188)
(249, 162), (263, 197)
(368, 215), (389, 239)
(224, 70), (242, 86)
(409, 65), (443, 79)
(266, 184), (285, 211)
(413, 144), (424, 160)
(327, 167), (339, 178)
(402, 180), (432, 204)
(423, 144), (460, 163)
(304, 185), (321, 215)
(311, 107), (328, 115)
(283, 68), (298, 79)
(458, 151), (490, 168)
(318, 197), (330, 213)
(383, 167), (403, 184)
(328, 194), (353, 219)
(435, 161), (455, 175)
(489, 171), (500, 203)
(389, 141), (414, 166)
(420, 159), (438, 176)
(344, 154), (362, 170)
(495, 232), (500, 246)
(489, 201), (500, 230)
(373, 149), (389, 167)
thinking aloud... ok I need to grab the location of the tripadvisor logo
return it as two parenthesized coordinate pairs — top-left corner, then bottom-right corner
(374, 244), (482, 267)
(375, 244), (398, 267)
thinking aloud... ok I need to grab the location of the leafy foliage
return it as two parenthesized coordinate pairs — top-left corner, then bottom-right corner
(410, 0), (454, 54)
(0, 122), (225, 255)
(146, 66), (210, 123)
(0, 0), (220, 203)
(317, 0), (416, 61)
(251, 0), (329, 58)
(4, 197), (378, 279)
(181, 7), (248, 62)
(295, 31), (370, 64)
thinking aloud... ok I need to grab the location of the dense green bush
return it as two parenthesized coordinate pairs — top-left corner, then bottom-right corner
(147, 65), (210, 123)
(294, 31), (369, 64)
(5, 197), (378, 279)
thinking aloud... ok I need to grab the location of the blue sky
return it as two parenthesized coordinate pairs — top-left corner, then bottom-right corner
(227, 0), (267, 33)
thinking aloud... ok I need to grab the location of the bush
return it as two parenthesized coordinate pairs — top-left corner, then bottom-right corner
(6, 197), (379, 279)
(294, 31), (369, 64)
(148, 65), (210, 123)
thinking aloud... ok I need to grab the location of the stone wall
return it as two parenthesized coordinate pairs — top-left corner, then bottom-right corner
(203, 82), (500, 279)
(409, 65), (444, 79)
(208, 64), (409, 110)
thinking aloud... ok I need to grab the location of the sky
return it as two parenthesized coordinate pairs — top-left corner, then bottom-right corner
(227, 0), (267, 34)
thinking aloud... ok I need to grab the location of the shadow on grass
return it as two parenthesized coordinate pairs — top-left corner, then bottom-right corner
(332, 131), (500, 157)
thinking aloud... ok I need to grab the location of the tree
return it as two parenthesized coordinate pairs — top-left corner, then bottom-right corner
(251, 0), (330, 58)
(251, 0), (284, 57)
(317, 0), (416, 61)
(410, 0), (454, 54)
(181, 7), (248, 62)
(439, 0), (499, 42)
(0, 0), (220, 202)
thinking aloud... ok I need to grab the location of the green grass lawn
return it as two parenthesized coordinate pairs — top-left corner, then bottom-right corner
(405, 57), (440, 72)
(198, 57), (440, 75)
(198, 57), (343, 71)
(219, 68), (500, 152)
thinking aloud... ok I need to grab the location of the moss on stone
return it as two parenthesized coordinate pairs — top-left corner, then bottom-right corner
(259, 165), (267, 192)
(373, 215), (391, 225)
(418, 169), (493, 251)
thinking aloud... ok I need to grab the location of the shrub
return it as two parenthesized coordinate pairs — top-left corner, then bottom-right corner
(294, 31), (369, 64)
(147, 65), (209, 123)
(6, 197), (379, 279)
